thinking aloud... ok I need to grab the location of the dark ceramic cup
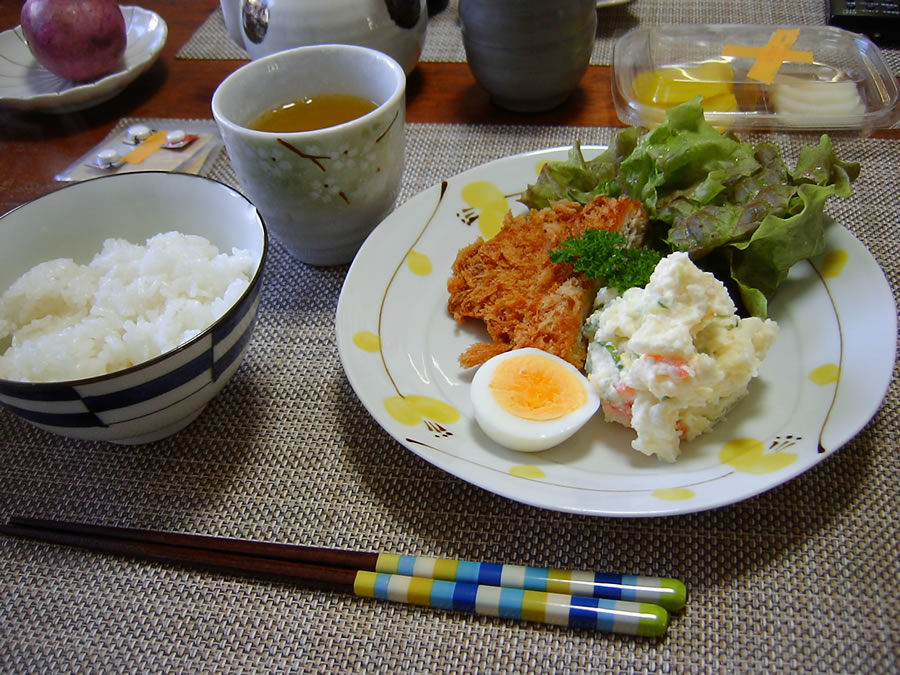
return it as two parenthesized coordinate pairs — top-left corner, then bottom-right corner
(459, 0), (597, 112)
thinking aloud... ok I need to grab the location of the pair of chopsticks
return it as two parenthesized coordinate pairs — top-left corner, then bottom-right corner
(0, 517), (685, 637)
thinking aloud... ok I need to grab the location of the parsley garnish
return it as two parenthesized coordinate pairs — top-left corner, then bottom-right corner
(549, 229), (661, 291)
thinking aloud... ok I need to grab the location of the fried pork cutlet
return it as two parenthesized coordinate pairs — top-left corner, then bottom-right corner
(448, 195), (648, 370)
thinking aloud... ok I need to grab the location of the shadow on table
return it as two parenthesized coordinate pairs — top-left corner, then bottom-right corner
(0, 60), (167, 145)
(594, 4), (640, 40)
(0, 360), (263, 535)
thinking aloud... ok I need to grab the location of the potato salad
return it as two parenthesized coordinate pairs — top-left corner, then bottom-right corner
(583, 252), (778, 462)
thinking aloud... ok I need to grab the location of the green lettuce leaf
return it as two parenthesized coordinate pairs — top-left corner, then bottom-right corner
(519, 98), (860, 318)
(726, 183), (839, 317)
(521, 129), (640, 207)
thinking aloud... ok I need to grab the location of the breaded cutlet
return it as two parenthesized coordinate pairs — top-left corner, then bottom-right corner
(447, 195), (648, 370)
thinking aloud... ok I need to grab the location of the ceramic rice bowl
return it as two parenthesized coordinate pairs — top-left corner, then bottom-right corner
(0, 172), (267, 444)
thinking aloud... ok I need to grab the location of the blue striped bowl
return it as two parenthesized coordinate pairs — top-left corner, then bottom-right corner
(0, 172), (267, 444)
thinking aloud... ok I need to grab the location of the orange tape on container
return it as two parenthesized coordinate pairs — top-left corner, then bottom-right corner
(722, 28), (813, 84)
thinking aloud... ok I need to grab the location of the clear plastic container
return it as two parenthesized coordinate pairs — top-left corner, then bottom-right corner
(612, 25), (899, 133)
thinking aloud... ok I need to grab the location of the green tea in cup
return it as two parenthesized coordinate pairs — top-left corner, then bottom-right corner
(249, 94), (378, 132)
(211, 44), (407, 266)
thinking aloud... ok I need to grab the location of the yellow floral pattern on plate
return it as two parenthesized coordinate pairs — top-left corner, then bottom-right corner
(407, 250), (432, 275)
(809, 364), (840, 385)
(352, 330), (381, 352)
(508, 465), (547, 479)
(384, 395), (460, 427)
(821, 249), (849, 277)
(460, 181), (508, 239)
(653, 488), (696, 501)
(720, 438), (797, 475)
(805, 247), (845, 412)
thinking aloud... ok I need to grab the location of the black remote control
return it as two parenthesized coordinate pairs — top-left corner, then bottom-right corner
(826, 0), (900, 46)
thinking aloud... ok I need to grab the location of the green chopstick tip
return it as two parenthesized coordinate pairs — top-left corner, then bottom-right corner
(637, 603), (669, 638)
(659, 578), (687, 612)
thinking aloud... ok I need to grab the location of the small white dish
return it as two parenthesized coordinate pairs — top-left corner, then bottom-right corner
(336, 146), (896, 517)
(596, 0), (633, 7)
(0, 5), (167, 113)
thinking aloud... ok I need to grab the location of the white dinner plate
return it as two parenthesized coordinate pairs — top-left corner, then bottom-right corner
(336, 146), (896, 517)
(596, 0), (633, 7)
(0, 6), (167, 113)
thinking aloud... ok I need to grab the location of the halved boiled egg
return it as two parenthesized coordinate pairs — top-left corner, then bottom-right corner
(470, 348), (600, 452)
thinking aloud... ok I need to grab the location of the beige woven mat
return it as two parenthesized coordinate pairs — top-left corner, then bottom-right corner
(177, 0), (900, 72)
(1, 120), (898, 672)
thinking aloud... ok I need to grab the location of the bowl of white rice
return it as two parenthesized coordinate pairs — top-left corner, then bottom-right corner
(0, 172), (267, 444)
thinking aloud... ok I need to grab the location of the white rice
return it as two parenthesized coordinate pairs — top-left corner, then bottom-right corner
(0, 232), (255, 383)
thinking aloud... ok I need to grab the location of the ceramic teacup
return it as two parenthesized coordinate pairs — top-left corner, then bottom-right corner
(211, 44), (406, 265)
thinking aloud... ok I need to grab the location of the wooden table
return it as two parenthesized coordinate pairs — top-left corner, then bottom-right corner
(4, 0), (894, 218)
(0, 0), (622, 215)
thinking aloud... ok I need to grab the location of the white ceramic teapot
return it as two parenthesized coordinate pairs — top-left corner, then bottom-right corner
(221, 0), (428, 75)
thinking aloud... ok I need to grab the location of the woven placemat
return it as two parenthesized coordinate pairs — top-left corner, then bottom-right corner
(177, 0), (900, 73)
(0, 120), (897, 672)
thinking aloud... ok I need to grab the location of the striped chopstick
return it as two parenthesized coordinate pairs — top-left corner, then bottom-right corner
(2, 516), (686, 610)
(375, 553), (686, 612)
(0, 517), (681, 637)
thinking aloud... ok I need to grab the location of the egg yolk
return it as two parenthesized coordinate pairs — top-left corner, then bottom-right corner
(489, 354), (587, 421)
